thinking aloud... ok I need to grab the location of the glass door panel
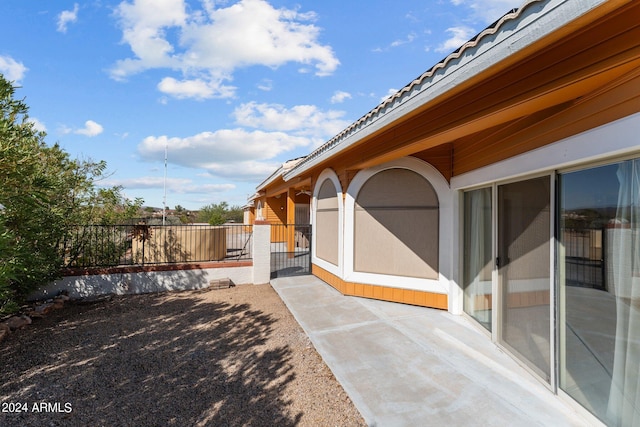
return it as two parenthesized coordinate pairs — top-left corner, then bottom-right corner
(559, 160), (640, 425)
(463, 187), (493, 331)
(498, 176), (551, 382)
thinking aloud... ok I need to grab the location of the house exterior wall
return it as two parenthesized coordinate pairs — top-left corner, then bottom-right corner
(452, 111), (640, 425)
(249, 2), (640, 423)
(243, 207), (255, 225)
(271, 1), (640, 314)
(306, 158), (454, 311)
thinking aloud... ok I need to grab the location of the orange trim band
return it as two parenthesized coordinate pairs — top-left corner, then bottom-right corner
(313, 264), (448, 310)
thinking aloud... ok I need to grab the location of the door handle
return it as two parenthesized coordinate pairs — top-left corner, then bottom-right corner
(496, 256), (510, 267)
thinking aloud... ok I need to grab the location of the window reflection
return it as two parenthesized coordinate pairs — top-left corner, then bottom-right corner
(463, 188), (492, 331)
(560, 159), (640, 425)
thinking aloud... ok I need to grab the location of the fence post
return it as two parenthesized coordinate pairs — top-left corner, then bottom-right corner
(252, 221), (271, 284)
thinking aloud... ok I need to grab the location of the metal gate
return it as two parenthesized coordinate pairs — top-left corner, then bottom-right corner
(270, 224), (312, 279)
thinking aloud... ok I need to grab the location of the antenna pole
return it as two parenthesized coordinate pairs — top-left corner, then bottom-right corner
(162, 143), (167, 226)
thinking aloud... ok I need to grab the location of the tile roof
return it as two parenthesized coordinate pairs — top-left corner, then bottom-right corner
(281, 0), (606, 181)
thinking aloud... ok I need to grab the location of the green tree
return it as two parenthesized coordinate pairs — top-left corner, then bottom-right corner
(226, 205), (244, 223)
(196, 202), (243, 225)
(174, 204), (194, 224)
(0, 75), (142, 313)
(0, 218), (19, 313)
(197, 202), (228, 225)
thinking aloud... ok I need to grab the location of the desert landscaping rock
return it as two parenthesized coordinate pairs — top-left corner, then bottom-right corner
(5, 314), (32, 331)
(0, 322), (9, 343)
(0, 284), (365, 427)
(33, 302), (55, 316)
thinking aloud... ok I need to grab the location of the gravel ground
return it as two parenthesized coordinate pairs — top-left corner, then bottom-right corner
(0, 284), (366, 427)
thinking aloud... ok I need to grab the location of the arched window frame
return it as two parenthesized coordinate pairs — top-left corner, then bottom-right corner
(311, 168), (344, 277)
(256, 200), (264, 220)
(344, 157), (452, 294)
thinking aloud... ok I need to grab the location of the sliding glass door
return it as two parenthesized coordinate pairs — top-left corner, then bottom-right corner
(559, 159), (640, 425)
(462, 158), (640, 422)
(497, 176), (551, 382)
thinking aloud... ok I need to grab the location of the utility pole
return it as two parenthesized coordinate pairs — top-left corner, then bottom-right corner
(162, 142), (167, 226)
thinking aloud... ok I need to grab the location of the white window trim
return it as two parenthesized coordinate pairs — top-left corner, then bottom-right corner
(311, 168), (344, 278)
(344, 157), (452, 295)
(256, 201), (264, 220)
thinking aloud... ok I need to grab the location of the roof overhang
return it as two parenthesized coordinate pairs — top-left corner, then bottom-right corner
(255, 157), (305, 191)
(282, 0), (618, 181)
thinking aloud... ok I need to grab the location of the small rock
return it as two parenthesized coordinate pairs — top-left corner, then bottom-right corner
(56, 294), (70, 302)
(6, 315), (32, 330)
(34, 303), (54, 316)
(0, 322), (10, 342)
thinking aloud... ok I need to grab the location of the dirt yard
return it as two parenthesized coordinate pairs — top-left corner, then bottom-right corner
(0, 284), (365, 427)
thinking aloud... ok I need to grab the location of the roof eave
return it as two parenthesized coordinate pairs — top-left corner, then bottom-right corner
(282, 0), (611, 182)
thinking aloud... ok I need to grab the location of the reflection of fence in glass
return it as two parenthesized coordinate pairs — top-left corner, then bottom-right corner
(563, 228), (605, 291)
(61, 224), (253, 268)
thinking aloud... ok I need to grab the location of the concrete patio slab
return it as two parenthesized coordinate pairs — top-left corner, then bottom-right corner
(271, 275), (592, 427)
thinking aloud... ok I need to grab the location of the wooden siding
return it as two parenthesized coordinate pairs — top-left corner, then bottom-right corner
(265, 196), (286, 225)
(313, 264), (448, 310)
(290, 1), (640, 183)
(454, 65), (640, 175)
(411, 143), (453, 182)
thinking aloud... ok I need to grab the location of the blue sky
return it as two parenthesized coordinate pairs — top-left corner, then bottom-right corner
(0, 0), (522, 210)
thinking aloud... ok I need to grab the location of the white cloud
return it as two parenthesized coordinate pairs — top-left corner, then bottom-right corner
(380, 88), (398, 103)
(391, 32), (417, 48)
(110, 0), (187, 79)
(57, 3), (79, 33)
(257, 79), (273, 91)
(202, 160), (282, 181)
(373, 32), (417, 53)
(330, 91), (352, 104)
(28, 117), (47, 133)
(103, 176), (235, 194)
(233, 101), (349, 142)
(111, 0), (339, 99)
(0, 55), (27, 83)
(137, 128), (310, 179)
(435, 26), (476, 53)
(157, 77), (236, 100)
(74, 120), (104, 137)
(452, 0), (523, 24)
(137, 100), (351, 179)
(433, 1), (523, 56)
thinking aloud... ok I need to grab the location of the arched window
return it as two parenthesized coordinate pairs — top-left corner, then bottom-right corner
(256, 201), (264, 220)
(315, 179), (340, 265)
(354, 168), (439, 279)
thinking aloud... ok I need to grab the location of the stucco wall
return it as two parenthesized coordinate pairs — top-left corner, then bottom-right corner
(30, 264), (254, 301)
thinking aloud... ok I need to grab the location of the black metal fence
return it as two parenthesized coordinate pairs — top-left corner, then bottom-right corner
(270, 224), (312, 279)
(61, 223), (253, 268)
(563, 228), (606, 291)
